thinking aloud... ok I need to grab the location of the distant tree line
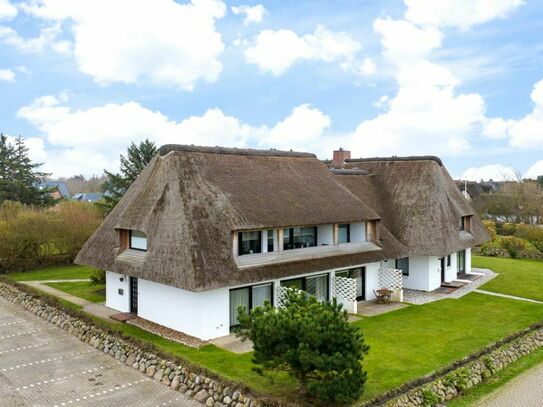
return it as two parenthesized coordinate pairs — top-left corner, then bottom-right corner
(472, 176), (543, 224)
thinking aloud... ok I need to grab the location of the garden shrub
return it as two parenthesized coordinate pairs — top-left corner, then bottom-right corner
(499, 236), (526, 259)
(481, 220), (497, 241)
(421, 388), (440, 406)
(90, 269), (106, 284)
(0, 201), (102, 273)
(515, 224), (543, 254)
(237, 289), (368, 405)
(501, 222), (518, 236)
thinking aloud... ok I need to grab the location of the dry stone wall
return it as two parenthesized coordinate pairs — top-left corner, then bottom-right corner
(0, 282), (266, 407)
(379, 328), (543, 407)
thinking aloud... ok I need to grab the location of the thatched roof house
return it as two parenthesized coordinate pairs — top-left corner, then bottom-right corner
(76, 145), (488, 340)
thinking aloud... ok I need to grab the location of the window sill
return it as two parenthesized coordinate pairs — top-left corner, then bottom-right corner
(236, 241), (381, 269)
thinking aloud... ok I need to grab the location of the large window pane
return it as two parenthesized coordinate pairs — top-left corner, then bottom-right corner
(283, 226), (317, 250)
(338, 224), (350, 244)
(281, 278), (303, 290)
(396, 257), (409, 276)
(252, 284), (272, 308)
(229, 288), (250, 327)
(306, 274), (329, 302)
(130, 230), (147, 251)
(267, 230), (274, 252)
(238, 231), (262, 255)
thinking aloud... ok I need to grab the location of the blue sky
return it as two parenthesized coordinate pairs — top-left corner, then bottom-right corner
(0, 0), (542, 180)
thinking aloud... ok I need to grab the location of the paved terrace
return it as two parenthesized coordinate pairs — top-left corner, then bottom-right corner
(0, 295), (201, 407)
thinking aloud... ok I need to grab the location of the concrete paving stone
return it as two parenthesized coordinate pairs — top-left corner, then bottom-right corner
(0, 295), (202, 407)
(476, 362), (543, 406)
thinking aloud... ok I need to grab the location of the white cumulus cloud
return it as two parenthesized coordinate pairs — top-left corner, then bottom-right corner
(231, 4), (266, 25)
(483, 79), (543, 149)
(0, 0), (17, 20)
(0, 68), (15, 81)
(404, 0), (524, 30)
(0, 23), (67, 54)
(525, 160), (543, 179)
(258, 104), (331, 150)
(244, 25), (361, 75)
(461, 164), (518, 182)
(340, 17), (484, 158)
(19, 0), (227, 89)
(17, 95), (333, 177)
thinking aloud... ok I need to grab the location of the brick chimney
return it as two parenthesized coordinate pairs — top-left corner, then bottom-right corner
(332, 147), (351, 168)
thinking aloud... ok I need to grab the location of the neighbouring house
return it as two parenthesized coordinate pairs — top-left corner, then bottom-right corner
(76, 145), (488, 341)
(73, 192), (103, 203)
(37, 181), (71, 200)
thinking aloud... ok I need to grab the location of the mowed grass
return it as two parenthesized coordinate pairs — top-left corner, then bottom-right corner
(46, 281), (106, 303)
(448, 346), (543, 407)
(7, 264), (97, 281)
(474, 256), (543, 301)
(353, 293), (543, 401)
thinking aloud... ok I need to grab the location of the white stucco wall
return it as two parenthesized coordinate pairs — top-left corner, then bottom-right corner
(466, 247), (472, 273)
(401, 256), (441, 291)
(445, 253), (458, 282)
(105, 271), (130, 313)
(317, 224), (334, 245)
(428, 256), (441, 290)
(137, 279), (230, 340)
(364, 262), (380, 301)
(350, 222), (366, 242)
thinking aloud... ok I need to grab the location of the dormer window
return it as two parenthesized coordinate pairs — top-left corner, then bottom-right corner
(338, 224), (350, 244)
(460, 216), (471, 232)
(239, 231), (262, 255)
(130, 230), (147, 251)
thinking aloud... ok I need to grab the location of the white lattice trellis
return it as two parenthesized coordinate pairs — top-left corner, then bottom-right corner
(378, 268), (403, 301)
(378, 268), (403, 291)
(332, 275), (358, 313)
(275, 285), (294, 308)
(332, 276), (357, 302)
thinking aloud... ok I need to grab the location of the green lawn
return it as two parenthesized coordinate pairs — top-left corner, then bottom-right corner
(7, 264), (97, 281)
(46, 281), (106, 303)
(448, 346), (543, 407)
(473, 256), (543, 301)
(353, 292), (543, 401)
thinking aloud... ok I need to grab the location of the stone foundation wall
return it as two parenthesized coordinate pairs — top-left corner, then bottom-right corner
(0, 282), (267, 407)
(382, 327), (543, 407)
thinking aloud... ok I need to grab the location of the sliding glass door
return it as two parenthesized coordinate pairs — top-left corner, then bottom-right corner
(229, 283), (272, 328)
(280, 274), (330, 302)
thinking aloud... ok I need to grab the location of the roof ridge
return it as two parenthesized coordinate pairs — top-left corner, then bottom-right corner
(345, 156), (443, 166)
(159, 144), (316, 158)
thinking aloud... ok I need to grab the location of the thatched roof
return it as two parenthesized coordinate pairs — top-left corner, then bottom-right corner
(332, 157), (489, 257)
(76, 145), (404, 291)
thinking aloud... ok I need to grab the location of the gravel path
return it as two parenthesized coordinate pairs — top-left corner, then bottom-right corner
(403, 268), (497, 305)
(0, 295), (201, 406)
(476, 362), (543, 406)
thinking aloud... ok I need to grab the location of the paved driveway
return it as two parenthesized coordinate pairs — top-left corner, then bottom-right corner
(477, 361), (543, 407)
(0, 296), (201, 407)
